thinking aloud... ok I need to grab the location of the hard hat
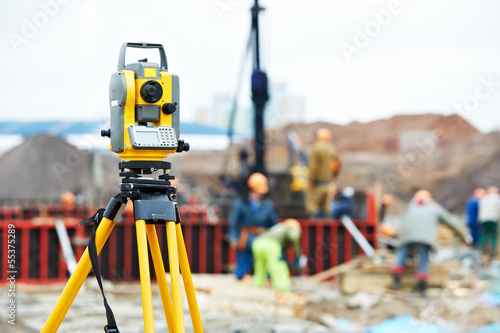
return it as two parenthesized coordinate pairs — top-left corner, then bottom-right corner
(487, 186), (499, 194)
(342, 186), (355, 198)
(60, 191), (75, 205)
(414, 189), (431, 200)
(283, 219), (302, 242)
(316, 128), (332, 141)
(382, 193), (394, 206)
(247, 172), (269, 194)
(473, 188), (485, 198)
(170, 177), (179, 187)
(283, 218), (301, 229)
(380, 223), (396, 237)
(60, 191), (75, 211)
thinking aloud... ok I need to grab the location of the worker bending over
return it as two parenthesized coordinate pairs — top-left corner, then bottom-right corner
(392, 190), (469, 296)
(252, 219), (303, 292)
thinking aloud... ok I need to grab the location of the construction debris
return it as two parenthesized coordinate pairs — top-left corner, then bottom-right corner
(2, 259), (500, 333)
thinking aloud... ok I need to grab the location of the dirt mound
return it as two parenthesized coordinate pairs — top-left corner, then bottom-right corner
(284, 113), (481, 153)
(435, 131), (500, 212)
(0, 135), (120, 204)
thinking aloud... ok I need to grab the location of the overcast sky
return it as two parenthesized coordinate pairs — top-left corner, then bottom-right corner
(1, 0), (500, 133)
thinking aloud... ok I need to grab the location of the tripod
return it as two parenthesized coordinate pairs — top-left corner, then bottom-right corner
(42, 161), (203, 333)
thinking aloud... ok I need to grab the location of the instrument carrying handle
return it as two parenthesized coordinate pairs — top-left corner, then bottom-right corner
(117, 42), (168, 71)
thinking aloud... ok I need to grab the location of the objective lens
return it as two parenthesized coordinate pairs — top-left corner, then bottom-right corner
(140, 80), (163, 103)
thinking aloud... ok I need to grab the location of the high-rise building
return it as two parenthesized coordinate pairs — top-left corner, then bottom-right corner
(196, 83), (305, 137)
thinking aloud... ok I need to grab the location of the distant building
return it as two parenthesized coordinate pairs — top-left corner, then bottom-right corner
(265, 83), (305, 127)
(195, 83), (305, 137)
(398, 130), (437, 153)
(396, 129), (456, 153)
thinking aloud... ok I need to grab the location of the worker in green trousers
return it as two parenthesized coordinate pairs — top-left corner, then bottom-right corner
(252, 219), (304, 292)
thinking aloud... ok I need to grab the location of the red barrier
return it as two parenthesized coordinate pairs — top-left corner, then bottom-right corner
(0, 205), (377, 284)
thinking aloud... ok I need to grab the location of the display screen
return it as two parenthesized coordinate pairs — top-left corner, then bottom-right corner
(135, 131), (159, 143)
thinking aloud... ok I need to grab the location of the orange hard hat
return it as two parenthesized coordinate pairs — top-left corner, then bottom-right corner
(414, 189), (431, 200)
(316, 128), (332, 141)
(473, 188), (485, 198)
(60, 191), (75, 205)
(380, 223), (397, 237)
(382, 193), (394, 206)
(60, 191), (75, 211)
(283, 218), (301, 229)
(488, 186), (499, 194)
(124, 200), (134, 213)
(247, 172), (269, 194)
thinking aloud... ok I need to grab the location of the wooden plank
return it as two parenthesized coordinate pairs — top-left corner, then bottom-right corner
(307, 258), (362, 284)
(360, 260), (457, 275)
(340, 266), (448, 294)
(306, 249), (393, 284)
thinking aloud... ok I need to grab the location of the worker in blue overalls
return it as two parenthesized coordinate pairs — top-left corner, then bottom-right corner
(229, 172), (278, 279)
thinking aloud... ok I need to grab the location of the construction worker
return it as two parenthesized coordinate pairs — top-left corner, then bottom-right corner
(479, 186), (500, 260)
(229, 172), (277, 279)
(391, 190), (469, 296)
(379, 193), (394, 223)
(465, 188), (485, 248)
(60, 191), (75, 216)
(332, 186), (354, 219)
(252, 219), (303, 292)
(306, 128), (341, 218)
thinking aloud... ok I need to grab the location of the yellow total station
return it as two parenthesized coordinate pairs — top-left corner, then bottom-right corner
(102, 42), (189, 161)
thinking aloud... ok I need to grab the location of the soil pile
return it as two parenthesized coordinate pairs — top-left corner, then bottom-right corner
(0, 135), (120, 205)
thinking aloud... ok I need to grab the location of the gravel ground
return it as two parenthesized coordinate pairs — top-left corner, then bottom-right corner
(0, 279), (319, 333)
(1, 273), (499, 333)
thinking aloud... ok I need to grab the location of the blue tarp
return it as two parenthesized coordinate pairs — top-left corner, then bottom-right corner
(471, 322), (500, 333)
(478, 292), (500, 307)
(367, 315), (457, 333)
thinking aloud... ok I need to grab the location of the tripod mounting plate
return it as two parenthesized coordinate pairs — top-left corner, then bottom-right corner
(134, 198), (178, 223)
(119, 161), (172, 175)
(118, 161), (180, 223)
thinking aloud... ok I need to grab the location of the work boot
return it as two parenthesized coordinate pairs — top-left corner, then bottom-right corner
(391, 274), (401, 290)
(417, 280), (427, 297)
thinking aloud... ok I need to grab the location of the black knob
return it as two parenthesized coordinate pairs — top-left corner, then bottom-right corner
(101, 129), (111, 137)
(176, 140), (190, 153)
(162, 103), (177, 115)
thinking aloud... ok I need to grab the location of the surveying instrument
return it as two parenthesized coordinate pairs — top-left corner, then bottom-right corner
(42, 42), (203, 333)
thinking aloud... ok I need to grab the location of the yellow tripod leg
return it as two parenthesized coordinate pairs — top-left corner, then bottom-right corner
(136, 220), (155, 333)
(42, 217), (116, 333)
(146, 224), (175, 333)
(176, 223), (204, 333)
(166, 221), (185, 333)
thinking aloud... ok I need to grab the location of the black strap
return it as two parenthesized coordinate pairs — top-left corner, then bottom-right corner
(78, 209), (120, 333)
(76, 208), (106, 226)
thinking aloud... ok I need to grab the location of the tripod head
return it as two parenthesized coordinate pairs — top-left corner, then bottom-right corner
(102, 42), (190, 161)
